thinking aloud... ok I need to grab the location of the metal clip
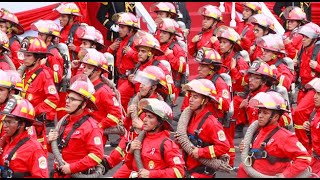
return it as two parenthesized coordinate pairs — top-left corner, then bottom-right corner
(244, 155), (253, 167)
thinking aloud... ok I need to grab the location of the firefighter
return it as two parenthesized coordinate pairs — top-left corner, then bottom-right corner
(0, 95), (48, 178)
(0, 8), (24, 69)
(188, 5), (222, 56)
(0, 31), (11, 70)
(237, 91), (311, 178)
(255, 34), (294, 91)
(106, 12), (139, 111)
(54, 2), (82, 62)
(80, 48), (122, 145)
(125, 98), (185, 178)
(282, 6), (308, 59)
(177, 79), (230, 178)
(19, 36), (60, 150)
(294, 22), (320, 153)
(236, 2), (262, 52)
(47, 76), (104, 178)
(303, 77), (320, 177)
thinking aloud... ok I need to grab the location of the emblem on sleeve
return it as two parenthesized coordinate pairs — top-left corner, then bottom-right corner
(94, 137), (102, 145)
(48, 85), (57, 95)
(218, 130), (226, 141)
(38, 156), (48, 169)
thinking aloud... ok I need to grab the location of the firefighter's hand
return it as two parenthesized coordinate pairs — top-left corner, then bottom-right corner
(68, 43), (77, 51)
(109, 41), (120, 51)
(239, 140), (245, 153)
(249, 45), (256, 55)
(60, 162), (71, 175)
(310, 61), (318, 69)
(293, 58), (298, 67)
(239, 99), (248, 109)
(132, 118), (143, 129)
(71, 60), (80, 69)
(40, 58), (47, 65)
(191, 146), (199, 159)
(303, 121), (311, 131)
(129, 139), (142, 153)
(165, 48), (173, 56)
(128, 74), (135, 83)
(123, 46), (133, 55)
(48, 129), (58, 144)
(184, 29), (190, 37)
(230, 58), (237, 70)
(192, 34), (201, 43)
(138, 168), (150, 178)
(210, 36), (218, 44)
(127, 104), (136, 117)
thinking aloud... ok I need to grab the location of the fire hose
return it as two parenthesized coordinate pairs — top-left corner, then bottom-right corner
(3, 53), (16, 71)
(175, 107), (233, 173)
(51, 116), (105, 178)
(241, 120), (312, 178)
(133, 130), (146, 170)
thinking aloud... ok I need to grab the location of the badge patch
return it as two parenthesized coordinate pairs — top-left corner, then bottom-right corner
(296, 141), (307, 152)
(17, 52), (24, 60)
(173, 156), (181, 165)
(222, 89), (229, 99)
(53, 64), (59, 71)
(27, 126), (34, 135)
(48, 85), (57, 95)
(148, 160), (155, 169)
(27, 94), (33, 101)
(179, 57), (186, 63)
(112, 97), (120, 106)
(94, 137), (101, 145)
(38, 156), (47, 169)
(217, 130), (226, 141)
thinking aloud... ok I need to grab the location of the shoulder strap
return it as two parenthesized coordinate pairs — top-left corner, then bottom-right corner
(160, 138), (169, 160)
(211, 73), (221, 84)
(127, 35), (134, 47)
(9, 35), (19, 47)
(67, 23), (80, 45)
(261, 126), (280, 147)
(309, 109), (317, 123)
(312, 43), (320, 61)
(152, 60), (160, 66)
(169, 41), (178, 50)
(196, 112), (212, 132)
(5, 137), (30, 167)
(94, 82), (105, 91)
(274, 58), (284, 67)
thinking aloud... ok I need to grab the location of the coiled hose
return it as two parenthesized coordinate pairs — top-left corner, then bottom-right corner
(175, 107), (233, 173)
(241, 120), (312, 178)
(133, 130), (146, 170)
(51, 116), (105, 178)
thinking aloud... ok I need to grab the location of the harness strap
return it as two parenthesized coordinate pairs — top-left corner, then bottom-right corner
(21, 68), (43, 98)
(94, 82), (105, 91)
(4, 137), (30, 170)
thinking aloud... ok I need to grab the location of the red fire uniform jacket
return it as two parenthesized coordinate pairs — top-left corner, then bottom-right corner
(47, 110), (104, 177)
(188, 28), (220, 56)
(46, 46), (64, 87)
(283, 30), (303, 59)
(235, 21), (256, 53)
(299, 44), (320, 86)
(0, 60), (10, 70)
(9, 36), (22, 69)
(125, 130), (185, 178)
(0, 131), (48, 178)
(59, 22), (82, 61)
(310, 108), (320, 176)
(237, 124), (311, 178)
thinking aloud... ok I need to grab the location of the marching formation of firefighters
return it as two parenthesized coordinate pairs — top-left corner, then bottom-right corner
(0, 1), (318, 178)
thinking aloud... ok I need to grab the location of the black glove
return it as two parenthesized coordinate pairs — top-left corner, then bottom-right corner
(101, 158), (111, 175)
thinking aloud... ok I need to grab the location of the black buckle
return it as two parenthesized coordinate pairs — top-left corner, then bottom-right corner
(58, 139), (66, 150)
(203, 166), (216, 176)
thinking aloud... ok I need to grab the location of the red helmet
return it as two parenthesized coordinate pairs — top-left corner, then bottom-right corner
(195, 47), (222, 65)
(112, 12), (139, 29)
(248, 14), (276, 34)
(256, 34), (286, 54)
(305, 77), (320, 92)
(80, 48), (109, 73)
(0, 69), (13, 89)
(249, 91), (287, 112)
(139, 98), (174, 131)
(297, 22), (320, 39)
(157, 18), (181, 37)
(283, 6), (307, 22)
(95, 29), (105, 50)
(247, 60), (279, 85)
(241, 2), (262, 14)
(68, 74), (97, 110)
(0, 30), (10, 52)
(31, 20), (61, 38)
(5, 70), (23, 92)
(54, 2), (82, 16)
(0, 8), (24, 35)
(198, 5), (222, 22)
(77, 24), (105, 49)
(150, 2), (177, 18)
(216, 26), (242, 50)
(1, 95), (35, 123)
(183, 79), (218, 102)
(134, 30), (164, 56)
(19, 36), (51, 55)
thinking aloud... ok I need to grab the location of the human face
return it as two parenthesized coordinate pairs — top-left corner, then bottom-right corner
(80, 40), (94, 48)
(83, 63), (99, 80)
(23, 52), (36, 66)
(302, 35), (313, 47)
(119, 24), (130, 38)
(242, 6), (253, 20)
(138, 47), (149, 62)
(0, 22), (7, 33)
(257, 108), (277, 126)
(37, 32), (47, 42)
(0, 86), (9, 104)
(139, 83), (153, 97)
(286, 20), (299, 31)
(3, 116), (20, 137)
(198, 64), (212, 78)
(189, 91), (206, 111)
(202, 16), (215, 31)
(261, 48), (275, 62)
(248, 74), (263, 91)
(143, 111), (160, 132)
(59, 14), (70, 27)
(65, 92), (84, 114)
(156, 11), (169, 18)
(314, 91), (320, 108)
(253, 25), (264, 38)
(219, 38), (233, 53)
(159, 30), (171, 44)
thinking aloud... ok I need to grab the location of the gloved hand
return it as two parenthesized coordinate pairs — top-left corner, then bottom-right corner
(110, 24), (119, 32)
(101, 157), (111, 175)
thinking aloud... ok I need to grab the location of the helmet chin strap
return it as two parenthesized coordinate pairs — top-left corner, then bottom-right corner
(194, 97), (206, 112)
(87, 67), (98, 79)
(142, 85), (155, 98)
(26, 58), (39, 68)
(69, 99), (86, 115)
(149, 119), (163, 132)
(263, 110), (276, 127)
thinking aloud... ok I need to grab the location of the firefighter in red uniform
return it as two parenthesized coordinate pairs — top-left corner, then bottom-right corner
(111, 65), (174, 178)
(188, 5), (222, 57)
(176, 79), (230, 178)
(0, 8), (24, 69)
(237, 91), (311, 178)
(19, 37), (60, 150)
(303, 77), (320, 177)
(248, 14), (277, 62)
(125, 98), (185, 178)
(282, 6), (308, 59)
(155, 18), (186, 104)
(235, 2), (262, 52)
(81, 48), (122, 145)
(0, 31), (11, 70)
(107, 12), (139, 111)
(54, 2), (82, 63)
(0, 95), (48, 178)
(47, 76), (104, 178)
(216, 26), (250, 141)
(294, 22), (320, 153)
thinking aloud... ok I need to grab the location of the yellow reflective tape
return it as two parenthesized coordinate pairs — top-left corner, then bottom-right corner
(88, 153), (102, 164)
(56, 107), (66, 111)
(229, 148), (235, 153)
(44, 99), (57, 109)
(178, 59), (184, 73)
(218, 97), (223, 110)
(279, 75), (285, 86)
(209, 145), (216, 158)
(107, 114), (120, 124)
(294, 124), (304, 129)
(168, 84), (173, 95)
(38, 137), (44, 143)
(54, 72), (59, 83)
(296, 156), (312, 162)
(173, 167), (182, 178)
(282, 116), (289, 127)
(115, 146), (125, 158)
(241, 76), (248, 86)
